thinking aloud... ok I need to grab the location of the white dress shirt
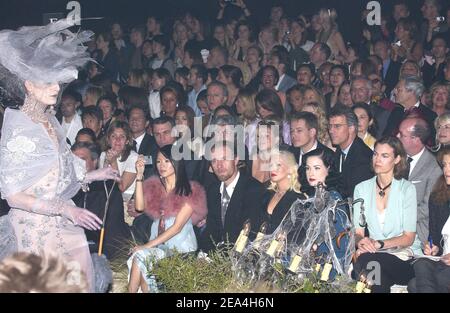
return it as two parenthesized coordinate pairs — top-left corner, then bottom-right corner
(61, 113), (83, 145)
(220, 171), (240, 201)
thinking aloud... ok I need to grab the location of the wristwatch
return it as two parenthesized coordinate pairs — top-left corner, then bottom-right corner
(377, 240), (385, 249)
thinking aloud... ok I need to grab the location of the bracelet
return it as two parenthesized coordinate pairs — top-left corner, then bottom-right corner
(136, 178), (144, 182)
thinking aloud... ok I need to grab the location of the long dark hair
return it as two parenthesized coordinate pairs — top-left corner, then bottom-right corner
(156, 144), (192, 197)
(430, 146), (450, 205)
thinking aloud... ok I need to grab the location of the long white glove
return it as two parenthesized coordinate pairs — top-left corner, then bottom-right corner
(6, 193), (102, 231)
(84, 166), (120, 184)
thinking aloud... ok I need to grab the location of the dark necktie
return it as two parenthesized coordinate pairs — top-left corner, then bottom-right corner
(221, 188), (230, 227)
(132, 140), (138, 152)
(405, 157), (413, 180)
(339, 151), (346, 172)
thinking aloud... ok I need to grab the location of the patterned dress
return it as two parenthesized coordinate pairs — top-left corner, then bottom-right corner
(0, 108), (93, 291)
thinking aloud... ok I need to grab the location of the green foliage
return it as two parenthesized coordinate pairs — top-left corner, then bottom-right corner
(152, 249), (236, 293)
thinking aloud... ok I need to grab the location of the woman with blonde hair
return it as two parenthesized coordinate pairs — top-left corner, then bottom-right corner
(236, 88), (259, 155)
(249, 146), (305, 235)
(430, 82), (450, 117)
(302, 85), (326, 113)
(432, 112), (450, 153)
(250, 116), (284, 185)
(127, 69), (148, 91)
(316, 8), (349, 62)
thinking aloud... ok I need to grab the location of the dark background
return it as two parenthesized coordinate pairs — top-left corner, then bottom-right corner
(0, 0), (425, 44)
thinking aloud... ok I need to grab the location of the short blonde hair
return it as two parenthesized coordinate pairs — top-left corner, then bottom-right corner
(0, 252), (88, 293)
(433, 112), (450, 152)
(430, 81), (450, 109)
(268, 149), (301, 193)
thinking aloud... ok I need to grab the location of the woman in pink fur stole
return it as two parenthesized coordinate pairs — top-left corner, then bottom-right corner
(127, 144), (207, 293)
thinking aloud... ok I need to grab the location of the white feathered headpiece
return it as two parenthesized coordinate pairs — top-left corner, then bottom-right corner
(0, 18), (93, 84)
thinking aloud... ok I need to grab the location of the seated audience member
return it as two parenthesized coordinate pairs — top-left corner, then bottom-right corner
(250, 117), (283, 185)
(429, 81), (450, 117)
(97, 95), (117, 138)
(302, 101), (332, 149)
(99, 121), (139, 224)
(60, 89), (83, 146)
(82, 106), (104, 143)
(383, 76), (437, 145)
(127, 105), (158, 178)
(72, 142), (131, 259)
(432, 112), (450, 153)
(75, 128), (97, 145)
(302, 148), (349, 270)
(127, 147), (207, 292)
(328, 106), (373, 198)
(199, 140), (266, 252)
(352, 103), (377, 150)
(408, 146), (450, 293)
(397, 117), (441, 244)
(353, 136), (421, 293)
(255, 88), (290, 145)
(249, 147), (305, 236)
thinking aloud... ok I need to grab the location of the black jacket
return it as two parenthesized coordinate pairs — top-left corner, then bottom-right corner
(383, 59), (401, 97)
(72, 180), (131, 260)
(335, 137), (374, 199)
(428, 193), (450, 256)
(249, 190), (305, 238)
(199, 172), (266, 252)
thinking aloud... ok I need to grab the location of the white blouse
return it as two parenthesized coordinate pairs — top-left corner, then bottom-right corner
(99, 150), (138, 200)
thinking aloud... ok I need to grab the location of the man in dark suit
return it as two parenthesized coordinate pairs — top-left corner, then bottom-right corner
(199, 140), (266, 252)
(328, 106), (374, 198)
(71, 142), (131, 260)
(269, 48), (297, 93)
(421, 35), (448, 88)
(373, 39), (401, 96)
(128, 105), (158, 178)
(289, 111), (333, 165)
(289, 111), (335, 193)
(383, 76), (437, 146)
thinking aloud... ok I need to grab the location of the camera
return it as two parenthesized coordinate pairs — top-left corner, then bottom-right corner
(143, 155), (152, 166)
(436, 16), (445, 22)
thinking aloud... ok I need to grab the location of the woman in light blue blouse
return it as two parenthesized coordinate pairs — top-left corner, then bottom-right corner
(352, 136), (420, 293)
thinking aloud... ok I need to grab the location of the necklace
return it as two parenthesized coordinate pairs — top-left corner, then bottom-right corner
(376, 178), (392, 198)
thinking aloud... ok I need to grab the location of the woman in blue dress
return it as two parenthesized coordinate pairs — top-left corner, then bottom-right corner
(353, 136), (420, 293)
(127, 144), (207, 292)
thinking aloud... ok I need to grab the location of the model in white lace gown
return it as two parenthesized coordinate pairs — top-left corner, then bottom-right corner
(0, 19), (119, 292)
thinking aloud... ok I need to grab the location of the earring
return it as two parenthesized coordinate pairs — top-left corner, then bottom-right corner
(287, 174), (292, 179)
